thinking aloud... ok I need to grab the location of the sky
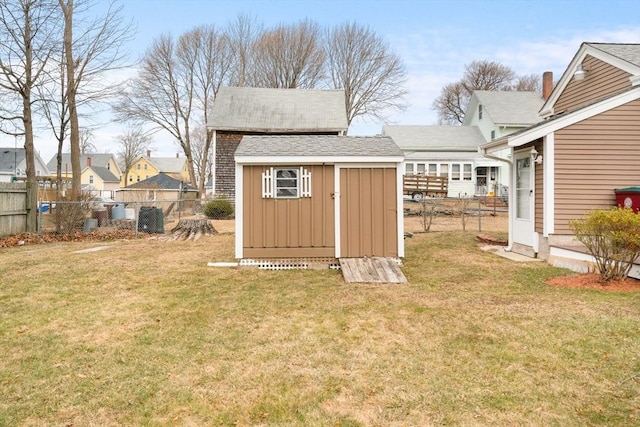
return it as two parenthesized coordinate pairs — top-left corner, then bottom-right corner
(2, 0), (639, 163)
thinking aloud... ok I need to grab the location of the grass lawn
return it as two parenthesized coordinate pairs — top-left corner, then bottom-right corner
(1, 229), (638, 426)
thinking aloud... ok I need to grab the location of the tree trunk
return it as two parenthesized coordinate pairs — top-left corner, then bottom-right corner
(166, 219), (217, 241)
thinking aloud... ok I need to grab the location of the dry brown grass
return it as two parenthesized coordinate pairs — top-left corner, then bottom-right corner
(1, 216), (639, 426)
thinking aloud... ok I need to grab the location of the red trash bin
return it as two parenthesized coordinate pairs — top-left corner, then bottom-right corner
(614, 187), (640, 213)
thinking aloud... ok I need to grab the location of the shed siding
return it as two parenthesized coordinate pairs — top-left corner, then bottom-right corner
(553, 99), (640, 234)
(554, 55), (632, 113)
(215, 132), (243, 197)
(340, 167), (398, 257)
(243, 164), (334, 258)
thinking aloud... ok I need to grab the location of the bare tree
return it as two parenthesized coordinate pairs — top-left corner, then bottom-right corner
(226, 13), (262, 87)
(116, 127), (151, 187)
(58, 0), (133, 197)
(114, 25), (230, 194)
(433, 60), (539, 125)
(79, 128), (95, 153)
(0, 0), (60, 231)
(326, 22), (408, 126)
(250, 19), (325, 89)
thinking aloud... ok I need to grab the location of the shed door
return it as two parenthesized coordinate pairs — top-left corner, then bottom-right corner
(340, 167), (398, 257)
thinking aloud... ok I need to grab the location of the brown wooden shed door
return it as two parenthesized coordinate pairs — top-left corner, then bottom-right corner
(340, 167), (398, 258)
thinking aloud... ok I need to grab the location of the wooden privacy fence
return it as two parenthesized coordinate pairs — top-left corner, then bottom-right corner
(0, 182), (29, 236)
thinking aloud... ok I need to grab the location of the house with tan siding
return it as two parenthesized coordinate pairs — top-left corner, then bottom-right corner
(234, 135), (404, 265)
(209, 87), (348, 198)
(481, 42), (640, 278)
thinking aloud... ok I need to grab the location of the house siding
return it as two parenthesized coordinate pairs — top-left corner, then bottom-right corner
(554, 55), (632, 113)
(553, 99), (640, 234)
(242, 164), (335, 258)
(533, 139), (544, 234)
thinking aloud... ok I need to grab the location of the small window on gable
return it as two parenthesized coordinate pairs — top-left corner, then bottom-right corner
(479, 104), (483, 120)
(262, 167), (311, 199)
(137, 164), (141, 170)
(491, 130), (495, 140)
(144, 164), (147, 170)
(89, 175), (94, 184)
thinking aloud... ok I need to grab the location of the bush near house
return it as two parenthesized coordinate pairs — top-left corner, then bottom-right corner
(203, 196), (234, 219)
(570, 207), (640, 282)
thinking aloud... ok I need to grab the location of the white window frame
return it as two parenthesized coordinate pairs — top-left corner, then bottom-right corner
(262, 167), (311, 199)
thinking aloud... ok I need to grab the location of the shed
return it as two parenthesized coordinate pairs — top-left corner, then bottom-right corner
(234, 135), (405, 264)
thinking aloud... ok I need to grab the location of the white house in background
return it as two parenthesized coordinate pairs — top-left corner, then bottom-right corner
(382, 125), (503, 198)
(47, 153), (122, 182)
(0, 148), (50, 182)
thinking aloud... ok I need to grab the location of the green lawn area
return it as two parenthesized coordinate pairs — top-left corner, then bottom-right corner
(1, 231), (638, 426)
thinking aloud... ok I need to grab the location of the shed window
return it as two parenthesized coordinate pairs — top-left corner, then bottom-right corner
(262, 167), (311, 199)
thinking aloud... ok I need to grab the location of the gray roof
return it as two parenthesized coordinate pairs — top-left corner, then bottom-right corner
(86, 166), (119, 182)
(209, 87), (348, 132)
(471, 91), (544, 126)
(0, 148), (25, 172)
(235, 135), (403, 158)
(125, 173), (195, 190)
(148, 157), (186, 173)
(382, 126), (486, 151)
(588, 43), (640, 67)
(47, 153), (115, 172)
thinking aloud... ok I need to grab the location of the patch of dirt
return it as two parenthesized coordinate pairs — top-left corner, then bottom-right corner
(546, 273), (640, 292)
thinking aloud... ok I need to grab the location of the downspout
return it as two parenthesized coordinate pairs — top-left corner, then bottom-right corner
(478, 146), (514, 252)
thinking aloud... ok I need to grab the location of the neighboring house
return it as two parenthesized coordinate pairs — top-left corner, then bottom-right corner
(463, 89), (547, 142)
(209, 87), (349, 197)
(480, 42), (640, 278)
(386, 84), (548, 199)
(81, 157), (120, 199)
(0, 147), (50, 182)
(115, 172), (197, 203)
(234, 135), (404, 264)
(47, 153), (122, 182)
(123, 151), (189, 187)
(382, 125), (503, 198)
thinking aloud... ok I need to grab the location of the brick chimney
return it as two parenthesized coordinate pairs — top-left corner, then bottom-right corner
(86, 157), (91, 167)
(542, 71), (553, 100)
(146, 150), (151, 158)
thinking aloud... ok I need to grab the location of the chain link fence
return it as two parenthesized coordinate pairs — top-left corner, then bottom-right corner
(36, 197), (232, 237)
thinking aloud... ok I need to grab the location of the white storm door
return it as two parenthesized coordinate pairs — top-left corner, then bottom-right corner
(513, 150), (534, 247)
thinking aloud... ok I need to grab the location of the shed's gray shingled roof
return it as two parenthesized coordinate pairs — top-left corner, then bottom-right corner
(209, 87), (348, 132)
(235, 135), (403, 158)
(588, 43), (640, 67)
(382, 126), (486, 151)
(472, 91), (544, 126)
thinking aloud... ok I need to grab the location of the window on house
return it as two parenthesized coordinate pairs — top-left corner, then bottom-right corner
(137, 164), (140, 170)
(262, 167), (311, 199)
(428, 164), (437, 175)
(137, 175), (140, 182)
(89, 175), (94, 184)
(479, 104), (483, 120)
(405, 163), (414, 174)
(129, 176), (132, 182)
(491, 130), (495, 140)
(417, 163), (426, 174)
(463, 164), (472, 181)
(451, 164), (461, 180)
(144, 164), (147, 170)
(440, 163), (449, 178)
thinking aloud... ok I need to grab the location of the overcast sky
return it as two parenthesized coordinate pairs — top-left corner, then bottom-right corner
(3, 0), (639, 162)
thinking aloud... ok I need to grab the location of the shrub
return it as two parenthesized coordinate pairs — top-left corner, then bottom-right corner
(570, 207), (640, 282)
(203, 197), (234, 219)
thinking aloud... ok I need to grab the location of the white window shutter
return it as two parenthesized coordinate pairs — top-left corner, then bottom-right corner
(300, 167), (312, 197)
(262, 167), (274, 198)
